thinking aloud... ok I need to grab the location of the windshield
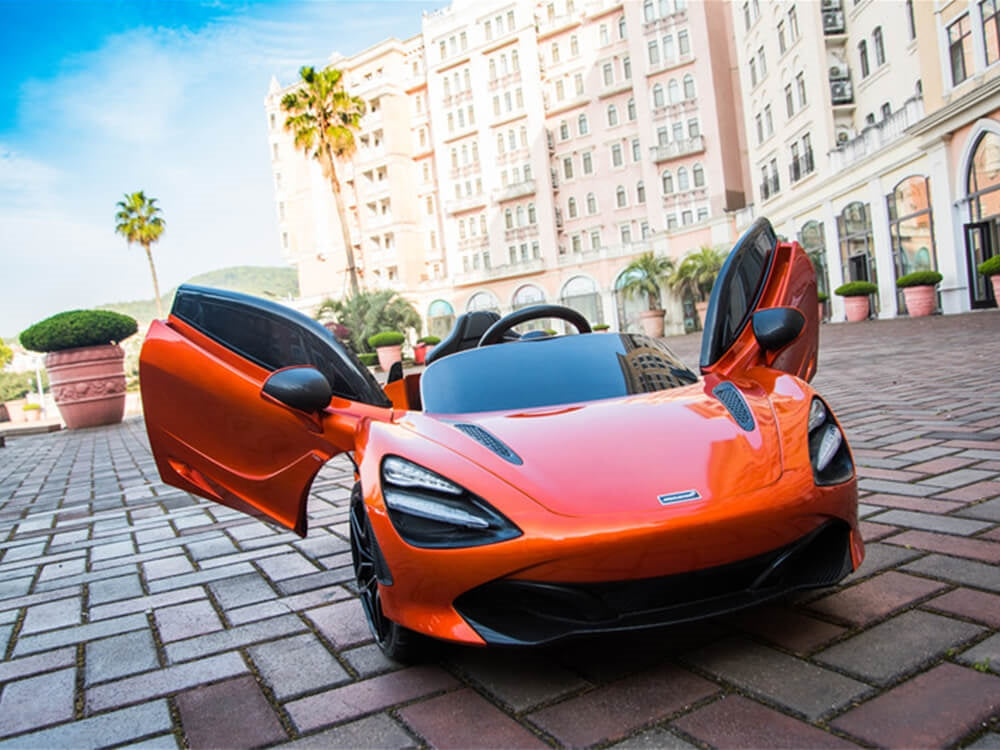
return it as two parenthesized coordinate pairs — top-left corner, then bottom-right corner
(420, 333), (699, 414)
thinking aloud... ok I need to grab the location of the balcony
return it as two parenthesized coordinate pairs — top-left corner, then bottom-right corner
(759, 175), (780, 201)
(537, 10), (581, 37)
(557, 236), (668, 266)
(445, 193), (487, 214)
(458, 236), (490, 252)
(788, 149), (815, 184)
(493, 180), (537, 202)
(452, 257), (546, 287)
(650, 135), (705, 162)
(504, 225), (540, 242)
(829, 96), (925, 171)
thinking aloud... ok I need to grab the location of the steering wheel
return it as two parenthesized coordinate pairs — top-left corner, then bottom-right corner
(478, 304), (592, 347)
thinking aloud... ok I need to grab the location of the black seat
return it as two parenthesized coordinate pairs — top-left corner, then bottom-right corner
(424, 311), (501, 366)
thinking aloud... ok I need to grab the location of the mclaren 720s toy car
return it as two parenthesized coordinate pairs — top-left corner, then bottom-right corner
(139, 217), (862, 661)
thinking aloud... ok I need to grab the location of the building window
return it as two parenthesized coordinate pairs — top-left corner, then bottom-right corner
(667, 214), (678, 230)
(742, 2), (751, 30)
(603, 63), (614, 86)
(623, 56), (632, 79)
(571, 34), (579, 56)
(600, 24), (610, 45)
(683, 74), (695, 99)
(873, 26), (885, 67)
(662, 170), (673, 193)
(574, 73), (584, 95)
(764, 104), (773, 136)
(668, 79), (680, 102)
(505, 209), (513, 228)
(648, 40), (661, 66)
(858, 40), (870, 78)
(777, 21), (786, 54)
(619, 15), (627, 38)
(693, 163), (705, 187)
(789, 6), (799, 39)
(572, 234), (582, 253)
(568, 197), (578, 218)
(837, 202), (876, 300)
(785, 84), (794, 117)
(796, 72), (807, 107)
(632, 138), (641, 162)
(645, 0), (655, 22)
(563, 156), (574, 179)
(579, 113), (589, 135)
(608, 104), (619, 126)
(750, 58), (758, 87)
(485, 19), (492, 40)
(983, 0), (1000, 65)
(881, 102), (892, 120)
(887, 175), (937, 312)
(620, 225), (632, 244)
(949, 15), (973, 85)
(637, 180), (646, 203)
(587, 192), (598, 214)
(528, 203), (536, 223)
(757, 46), (767, 76)
(560, 120), (570, 140)
(616, 185), (627, 207)
(755, 113), (763, 144)
(611, 143), (623, 167)
(697, 208), (709, 222)
(590, 229), (601, 248)
(582, 151), (593, 174)
(552, 42), (561, 64)
(662, 34), (675, 62)
(688, 118), (700, 138)
(507, 10), (515, 28)
(677, 166), (689, 191)
(627, 98), (636, 121)
(652, 83), (665, 108)
(672, 122), (684, 141)
(516, 205), (525, 226)
(682, 210), (693, 225)
(678, 29), (689, 56)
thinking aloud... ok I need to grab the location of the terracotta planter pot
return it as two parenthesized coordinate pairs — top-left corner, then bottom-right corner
(376, 344), (403, 371)
(413, 343), (427, 365)
(902, 285), (936, 317)
(22, 407), (41, 422)
(991, 274), (1000, 304)
(843, 296), (870, 322)
(638, 310), (665, 338)
(3, 399), (27, 424)
(46, 344), (127, 429)
(818, 301), (827, 322)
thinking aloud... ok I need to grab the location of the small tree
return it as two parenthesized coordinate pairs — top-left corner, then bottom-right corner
(316, 290), (420, 353)
(115, 191), (166, 319)
(670, 245), (729, 303)
(619, 252), (676, 311)
(0, 341), (12, 369)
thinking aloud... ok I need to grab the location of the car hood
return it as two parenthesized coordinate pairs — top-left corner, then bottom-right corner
(401, 381), (782, 518)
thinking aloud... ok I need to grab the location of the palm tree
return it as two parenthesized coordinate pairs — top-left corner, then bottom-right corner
(115, 191), (166, 319)
(670, 245), (729, 303)
(619, 252), (676, 311)
(282, 66), (365, 296)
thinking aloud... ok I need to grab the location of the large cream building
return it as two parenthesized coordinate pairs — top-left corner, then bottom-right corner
(266, 0), (999, 337)
(731, 0), (1000, 321)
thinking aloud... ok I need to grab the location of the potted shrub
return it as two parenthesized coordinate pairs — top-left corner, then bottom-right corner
(620, 252), (676, 338)
(834, 281), (879, 322)
(670, 245), (728, 332)
(21, 403), (41, 422)
(592, 323), (611, 332)
(414, 335), (440, 365)
(368, 331), (405, 371)
(896, 270), (942, 317)
(19, 310), (137, 429)
(817, 291), (829, 322)
(358, 352), (378, 367)
(978, 255), (1000, 303)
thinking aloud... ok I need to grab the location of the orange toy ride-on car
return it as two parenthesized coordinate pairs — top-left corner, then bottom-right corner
(139, 217), (862, 661)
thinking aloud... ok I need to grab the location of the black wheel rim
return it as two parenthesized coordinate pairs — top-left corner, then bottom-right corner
(350, 495), (391, 646)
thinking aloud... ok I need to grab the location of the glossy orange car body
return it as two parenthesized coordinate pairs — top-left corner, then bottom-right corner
(140, 218), (862, 653)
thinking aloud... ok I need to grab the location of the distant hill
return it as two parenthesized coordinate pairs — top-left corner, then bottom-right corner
(98, 266), (299, 324)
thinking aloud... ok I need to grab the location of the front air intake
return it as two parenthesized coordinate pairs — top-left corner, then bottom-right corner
(453, 423), (523, 465)
(712, 381), (756, 431)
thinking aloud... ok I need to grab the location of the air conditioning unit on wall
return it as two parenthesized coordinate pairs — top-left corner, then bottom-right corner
(836, 130), (852, 145)
(829, 63), (850, 81)
(830, 80), (854, 104)
(823, 10), (845, 33)
(821, 0), (842, 10)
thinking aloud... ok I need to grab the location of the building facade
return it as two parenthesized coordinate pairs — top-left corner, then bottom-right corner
(267, 0), (751, 336)
(730, 0), (1000, 322)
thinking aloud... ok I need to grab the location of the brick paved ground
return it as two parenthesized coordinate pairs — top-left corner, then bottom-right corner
(0, 310), (998, 749)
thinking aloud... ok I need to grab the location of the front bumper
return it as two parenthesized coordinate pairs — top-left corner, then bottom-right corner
(453, 520), (853, 645)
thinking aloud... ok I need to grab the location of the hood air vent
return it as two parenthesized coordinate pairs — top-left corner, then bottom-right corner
(712, 382), (756, 432)
(453, 423), (523, 465)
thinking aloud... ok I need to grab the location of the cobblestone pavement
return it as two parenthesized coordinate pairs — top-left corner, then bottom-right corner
(1, 311), (999, 749)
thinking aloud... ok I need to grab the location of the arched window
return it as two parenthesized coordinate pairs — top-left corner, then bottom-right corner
(427, 299), (455, 338)
(528, 202), (537, 223)
(512, 49), (520, 71)
(489, 59), (497, 80)
(636, 180), (646, 203)
(607, 104), (619, 126)
(668, 79), (681, 103)
(587, 192), (598, 214)
(497, 134), (504, 153)
(561, 275), (603, 325)
(618, 15), (627, 38)
(627, 97), (636, 120)
(568, 197), (578, 218)
(578, 113), (589, 134)
(662, 170), (674, 194)
(512, 284), (545, 310)
(467, 291), (500, 314)
(888, 175), (936, 310)
(683, 73), (696, 100)
(643, 0), (654, 21)
(652, 83), (665, 108)
(504, 208), (513, 229)
(560, 120), (570, 140)
(692, 163), (705, 187)
(570, 35), (579, 56)
(516, 205), (525, 226)
(677, 166), (689, 190)
(616, 185), (627, 207)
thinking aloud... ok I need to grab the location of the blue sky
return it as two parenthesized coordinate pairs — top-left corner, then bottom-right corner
(0, 1), (430, 336)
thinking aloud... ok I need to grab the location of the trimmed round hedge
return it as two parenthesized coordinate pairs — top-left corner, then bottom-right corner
(367, 331), (405, 348)
(978, 255), (1000, 277)
(20, 310), (138, 353)
(834, 281), (878, 297)
(896, 270), (943, 288)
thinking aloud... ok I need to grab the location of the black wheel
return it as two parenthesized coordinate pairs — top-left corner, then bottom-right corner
(349, 485), (428, 663)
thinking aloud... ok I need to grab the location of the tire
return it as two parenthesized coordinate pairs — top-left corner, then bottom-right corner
(349, 484), (430, 663)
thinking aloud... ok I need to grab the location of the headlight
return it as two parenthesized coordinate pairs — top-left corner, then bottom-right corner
(380, 456), (522, 548)
(807, 397), (853, 486)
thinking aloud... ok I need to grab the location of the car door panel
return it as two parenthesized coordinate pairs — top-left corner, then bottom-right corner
(140, 286), (392, 536)
(700, 218), (818, 382)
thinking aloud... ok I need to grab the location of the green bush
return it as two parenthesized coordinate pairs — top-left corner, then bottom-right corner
(315, 290), (420, 353)
(20, 310), (137, 353)
(817, 292), (829, 303)
(358, 352), (378, 366)
(834, 281), (878, 297)
(896, 270), (943, 288)
(978, 255), (1000, 277)
(592, 323), (611, 330)
(0, 372), (41, 401)
(21, 403), (41, 411)
(418, 335), (441, 345)
(368, 331), (405, 348)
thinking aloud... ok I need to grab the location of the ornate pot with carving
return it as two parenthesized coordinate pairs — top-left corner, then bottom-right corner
(45, 345), (127, 429)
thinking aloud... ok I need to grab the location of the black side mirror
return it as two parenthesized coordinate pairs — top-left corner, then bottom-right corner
(752, 307), (805, 352)
(263, 367), (333, 412)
